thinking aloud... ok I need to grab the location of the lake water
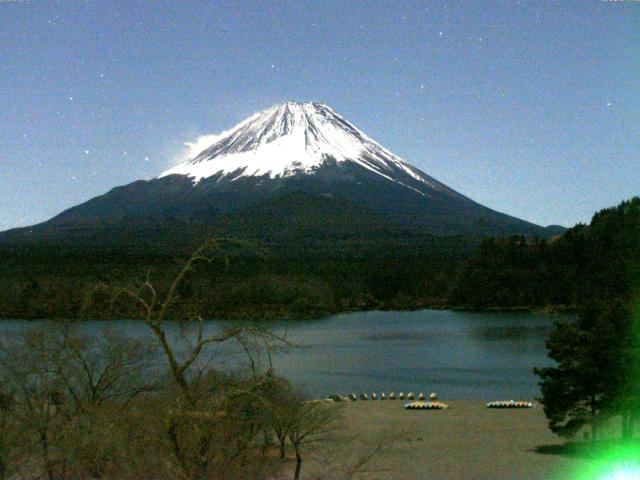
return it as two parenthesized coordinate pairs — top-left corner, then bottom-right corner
(0, 309), (560, 400)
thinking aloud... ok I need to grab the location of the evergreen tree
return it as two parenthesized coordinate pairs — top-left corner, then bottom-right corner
(535, 300), (630, 439)
(535, 197), (640, 441)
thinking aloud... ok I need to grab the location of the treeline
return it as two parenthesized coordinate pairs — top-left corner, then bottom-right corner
(451, 233), (583, 309)
(0, 198), (638, 320)
(453, 197), (640, 310)
(0, 236), (472, 320)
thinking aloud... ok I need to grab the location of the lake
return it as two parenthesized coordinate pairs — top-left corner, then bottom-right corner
(0, 309), (561, 400)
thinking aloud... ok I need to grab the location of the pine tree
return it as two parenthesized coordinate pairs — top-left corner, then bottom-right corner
(535, 197), (640, 441)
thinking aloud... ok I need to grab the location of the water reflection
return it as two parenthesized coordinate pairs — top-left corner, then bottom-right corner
(471, 325), (553, 341)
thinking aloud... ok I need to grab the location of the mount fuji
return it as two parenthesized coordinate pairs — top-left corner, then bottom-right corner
(1, 102), (562, 245)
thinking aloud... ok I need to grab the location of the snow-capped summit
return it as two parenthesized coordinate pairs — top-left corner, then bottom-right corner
(160, 101), (455, 197)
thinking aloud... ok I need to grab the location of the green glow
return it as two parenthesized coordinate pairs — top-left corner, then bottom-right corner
(601, 466), (640, 480)
(570, 444), (640, 480)
(564, 298), (640, 480)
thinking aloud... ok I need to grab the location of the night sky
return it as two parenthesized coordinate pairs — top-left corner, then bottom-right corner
(1, 0), (638, 231)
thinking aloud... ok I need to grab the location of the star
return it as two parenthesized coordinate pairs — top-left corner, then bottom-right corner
(68, 97), (74, 101)
(439, 31), (443, 36)
(606, 102), (612, 107)
(84, 150), (90, 154)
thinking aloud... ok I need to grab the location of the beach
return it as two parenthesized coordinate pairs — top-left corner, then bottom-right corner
(302, 400), (591, 480)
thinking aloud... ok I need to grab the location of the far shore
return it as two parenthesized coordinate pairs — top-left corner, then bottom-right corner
(0, 303), (577, 322)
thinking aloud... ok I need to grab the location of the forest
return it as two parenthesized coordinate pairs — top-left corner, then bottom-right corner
(0, 197), (637, 321)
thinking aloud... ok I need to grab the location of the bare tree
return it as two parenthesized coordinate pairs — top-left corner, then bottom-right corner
(57, 327), (159, 479)
(0, 329), (70, 480)
(256, 374), (295, 459)
(96, 238), (288, 480)
(287, 402), (338, 480)
(0, 323), (162, 480)
(309, 429), (401, 480)
(270, 395), (400, 480)
(0, 390), (20, 480)
(57, 326), (159, 411)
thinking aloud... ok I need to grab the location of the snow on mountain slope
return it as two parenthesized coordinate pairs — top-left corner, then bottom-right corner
(160, 101), (455, 197)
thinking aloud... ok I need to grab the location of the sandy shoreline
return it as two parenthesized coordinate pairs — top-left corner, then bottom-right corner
(303, 400), (592, 479)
